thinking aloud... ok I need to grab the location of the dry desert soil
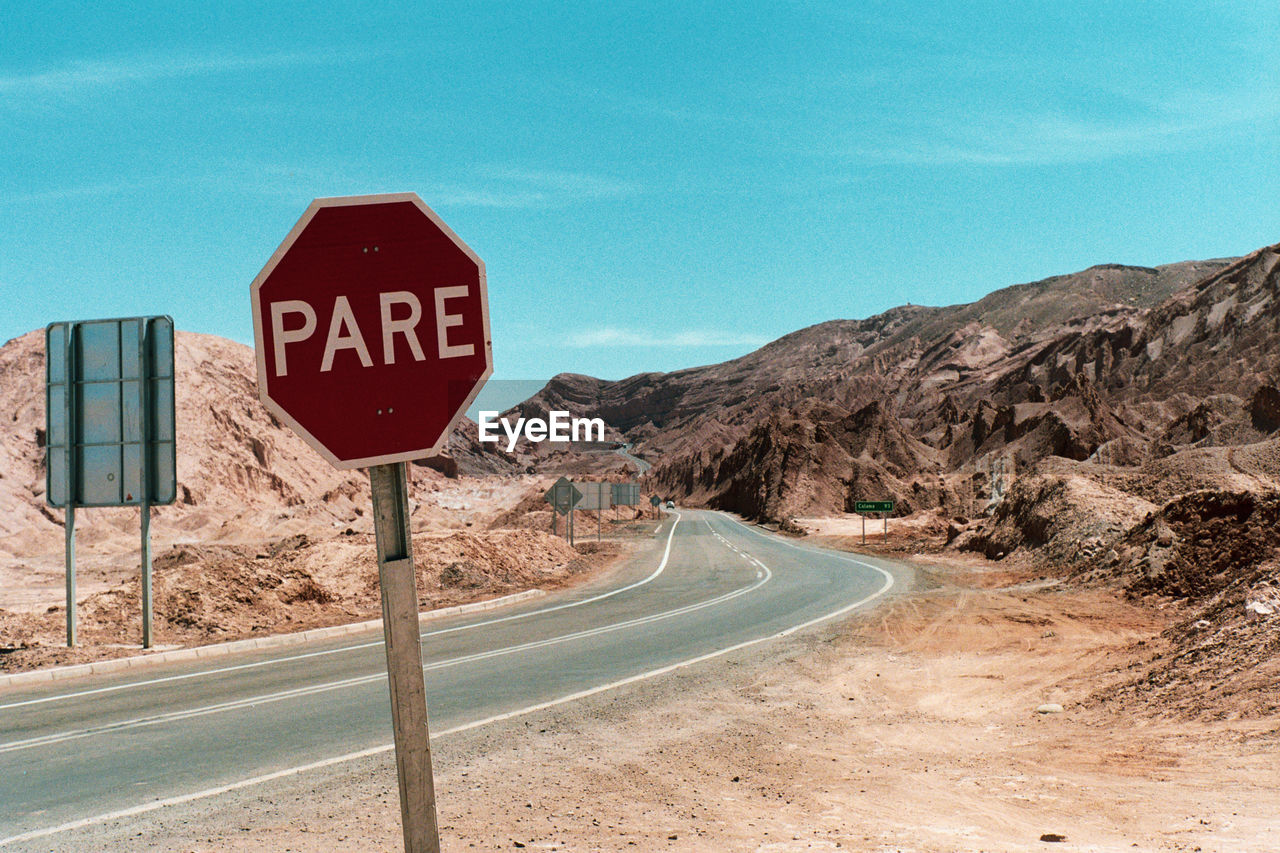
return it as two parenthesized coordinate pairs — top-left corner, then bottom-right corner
(32, 545), (1280, 853)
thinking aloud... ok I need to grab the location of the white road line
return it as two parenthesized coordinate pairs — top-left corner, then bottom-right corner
(711, 511), (899, 575)
(0, 510), (892, 850)
(0, 514), (686, 713)
(0, 517), (770, 757)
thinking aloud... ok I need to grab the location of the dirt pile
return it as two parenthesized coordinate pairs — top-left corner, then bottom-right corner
(954, 467), (1155, 565)
(0, 527), (610, 672)
(486, 477), (649, 532)
(1082, 490), (1280, 718)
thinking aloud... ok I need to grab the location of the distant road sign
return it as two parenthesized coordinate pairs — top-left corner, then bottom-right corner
(611, 482), (640, 506)
(544, 477), (582, 515)
(46, 316), (176, 507)
(251, 193), (492, 470)
(854, 500), (895, 513)
(575, 481), (611, 511)
(650, 495), (661, 507)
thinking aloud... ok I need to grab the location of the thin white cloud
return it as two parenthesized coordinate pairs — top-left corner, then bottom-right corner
(429, 187), (554, 209)
(847, 90), (1280, 167)
(0, 177), (168, 205)
(477, 166), (641, 199)
(569, 327), (772, 349)
(418, 167), (640, 209)
(0, 50), (363, 99)
(3, 158), (639, 211)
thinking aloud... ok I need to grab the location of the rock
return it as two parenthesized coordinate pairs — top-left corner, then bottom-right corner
(1039, 833), (1067, 843)
(1035, 703), (1065, 714)
(1249, 384), (1280, 433)
(414, 453), (459, 478)
(1245, 600), (1274, 620)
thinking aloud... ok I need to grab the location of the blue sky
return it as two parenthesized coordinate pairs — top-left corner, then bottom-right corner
(3, 1), (1278, 391)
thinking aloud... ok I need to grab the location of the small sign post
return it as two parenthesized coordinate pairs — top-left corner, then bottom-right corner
(610, 482), (640, 521)
(574, 482), (612, 541)
(543, 478), (582, 544)
(854, 501), (895, 545)
(251, 193), (492, 853)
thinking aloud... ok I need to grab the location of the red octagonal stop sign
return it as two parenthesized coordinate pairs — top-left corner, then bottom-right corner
(250, 193), (492, 469)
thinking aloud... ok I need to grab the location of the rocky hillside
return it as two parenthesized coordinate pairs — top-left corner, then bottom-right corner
(513, 253), (1260, 519)
(520, 258), (1229, 462)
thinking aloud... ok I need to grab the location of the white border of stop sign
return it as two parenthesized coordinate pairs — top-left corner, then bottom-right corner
(249, 192), (493, 470)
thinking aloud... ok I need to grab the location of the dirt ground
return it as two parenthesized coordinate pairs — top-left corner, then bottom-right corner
(0, 476), (651, 673)
(51, 557), (1280, 853)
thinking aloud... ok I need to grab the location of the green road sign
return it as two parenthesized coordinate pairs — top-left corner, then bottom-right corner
(649, 495), (661, 507)
(854, 500), (894, 513)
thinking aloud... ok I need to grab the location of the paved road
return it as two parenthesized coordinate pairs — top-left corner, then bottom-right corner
(0, 510), (910, 847)
(615, 442), (651, 474)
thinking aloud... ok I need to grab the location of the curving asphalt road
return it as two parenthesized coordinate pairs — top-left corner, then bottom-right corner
(614, 442), (651, 474)
(0, 509), (911, 848)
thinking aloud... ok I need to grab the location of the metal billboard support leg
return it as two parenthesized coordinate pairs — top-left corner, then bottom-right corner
(141, 503), (152, 649)
(65, 505), (76, 647)
(64, 324), (77, 649)
(369, 462), (440, 853)
(140, 319), (153, 650)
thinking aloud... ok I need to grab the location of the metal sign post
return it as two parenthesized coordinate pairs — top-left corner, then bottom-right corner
(543, 478), (583, 542)
(137, 320), (154, 649)
(370, 463), (439, 853)
(575, 482), (611, 542)
(63, 324), (76, 647)
(65, 505), (76, 646)
(853, 501), (894, 548)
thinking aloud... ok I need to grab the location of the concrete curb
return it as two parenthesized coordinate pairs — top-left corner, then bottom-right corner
(0, 588), (545, 690)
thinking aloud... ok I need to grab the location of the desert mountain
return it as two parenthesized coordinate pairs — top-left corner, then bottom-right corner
(515, 255), (1254, 515)
(522, 258), (1229, 459)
